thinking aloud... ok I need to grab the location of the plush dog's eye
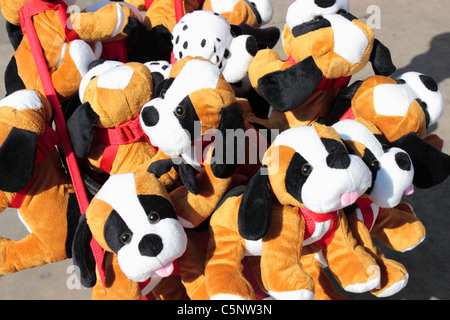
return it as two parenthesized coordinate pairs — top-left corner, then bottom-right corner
(371, 160), (380, 171)
(174, 105), (186, 117)
(337, 9), (348, 15)
(148, 211), (161, 224)
(160, 89), (167, 98)
(314, 16), (324, 22)
(301, 163), (313, 176)
(120, 232), (132, 244)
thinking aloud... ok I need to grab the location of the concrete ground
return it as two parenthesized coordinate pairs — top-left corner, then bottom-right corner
(0, 0), (449, 300)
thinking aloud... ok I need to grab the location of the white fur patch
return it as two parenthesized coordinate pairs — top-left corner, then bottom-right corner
(373, 84), (415, 117)
(97, 65), (135, 91)
(326, 14), (369, 65)
(78, 60), (123, 102)
(209, 0), (240, 13)
(68, 39), (97, 77)
(0, 90), (43, 111)
(111, 3), (125, 38)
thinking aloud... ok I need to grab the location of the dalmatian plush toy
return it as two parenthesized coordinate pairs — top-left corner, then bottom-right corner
(171, 10), (258, 84)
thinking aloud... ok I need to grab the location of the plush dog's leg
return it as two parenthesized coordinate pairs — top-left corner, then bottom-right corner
(49, 40), (97, 102)
(206, 197), (255, 300)
(300, 245), (348, 300)
(259, 204), (314, 300)
(323, 212), (381, 294)
(370, 203), (426, 253)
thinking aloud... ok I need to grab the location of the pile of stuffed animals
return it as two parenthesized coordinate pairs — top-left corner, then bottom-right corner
(0, 0), (448, 300)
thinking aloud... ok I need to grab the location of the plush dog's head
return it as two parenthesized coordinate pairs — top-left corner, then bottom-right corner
(329, 72), (444, 143)
(238, 122), (372, 239)
(0, 89), (53, 192)
(202, 0), (274, 27)
(283, 0), (377, 79)
(140, 57), (246, 178)
(332, 119), (414, 208)
(73, 172), (188, 286)
(171, 10), (258, 84)
(68, 60), (156, 158)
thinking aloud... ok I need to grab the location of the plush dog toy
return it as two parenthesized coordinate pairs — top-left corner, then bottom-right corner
(205, 123), (386, 299)
(330, 119), (423, 297)
(67, 59), (178, 190)
(328, 71), (450, 189)
(4, 0), (138, 103)
(171, 10), (258, 84)
(248, 0), (395, 131)
(0, 89), (81, 275)
(72, 171), (210, 300)
(140, 57), (266, 229)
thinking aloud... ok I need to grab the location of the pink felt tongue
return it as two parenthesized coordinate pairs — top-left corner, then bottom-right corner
(340, 191), (359, 207)
(404, 184), (415, 196)
(155, 261), (174, 278)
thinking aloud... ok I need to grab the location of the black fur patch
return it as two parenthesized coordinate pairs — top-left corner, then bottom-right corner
(285, 152), (310, 204)
(104, 210), (133, 254)
(291, 18), (331, 38)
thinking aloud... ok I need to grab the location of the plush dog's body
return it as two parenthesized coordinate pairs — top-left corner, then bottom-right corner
(141, 57), (266, 228)
(73, 171), (209, 300)
(0, 90), (80, 274)
(248, 0), (395, 131)
(205, 123), (390, 299)
(6, 0), (137, 102)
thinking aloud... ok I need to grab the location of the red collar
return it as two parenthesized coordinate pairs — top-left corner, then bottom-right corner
(299, 206), (339, 248)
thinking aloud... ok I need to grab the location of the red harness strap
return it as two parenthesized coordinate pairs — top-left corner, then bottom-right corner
(286, 55), (352, 92)
(19, 0), (106, 290)
(95, 116), (158, 173)
(300, 207), (339, 249)
(10, 126), (61, 209)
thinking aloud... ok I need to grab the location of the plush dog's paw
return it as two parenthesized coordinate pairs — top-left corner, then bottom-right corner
(267, 289), (315, 300)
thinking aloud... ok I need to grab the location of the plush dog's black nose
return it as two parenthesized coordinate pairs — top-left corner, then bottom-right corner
(139, 234), (163, 257)
(395, 152), (412, 171)
(315, 0), (336, 8)
(141, 105), (159, 127)
(326, 150), (351, 169)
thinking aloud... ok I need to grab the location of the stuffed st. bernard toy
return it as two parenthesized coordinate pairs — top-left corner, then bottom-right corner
(72, 171), (209, 300)
(205, 123), (388, 299)
(248, 0), (396, 131)
(140, 57), (266, 229)
(328, 71), (450, 190)
(0, 89), (81, 274)
(67, 60), (177, 187)
(4, 0), (140, 103)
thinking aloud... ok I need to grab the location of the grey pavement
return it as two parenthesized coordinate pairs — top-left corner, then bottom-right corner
(0, 0), (449, 300)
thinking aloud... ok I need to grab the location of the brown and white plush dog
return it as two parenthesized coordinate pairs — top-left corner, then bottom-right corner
(205, 123), (386, 299)
(5, 0), (139, 102)
(328, 71), (450, 189)
(0, 89), (81, 274)
(67, 60), (163, 177)
(140, 57), (266, 229)
(248, 0), (395, 131)
(72, 171), (209, 300)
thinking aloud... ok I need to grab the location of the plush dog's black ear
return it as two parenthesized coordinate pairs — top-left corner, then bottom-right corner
(327, 80), (363, 125)
(0, 127), (38, 193)
(370, 39), (396, 76)
(257, 56), (323, 112)
(67, 102), (99, 158)
(238, 167), (272, 240)
(211, 102), (246, 179)
(148, 159), (199, 195)
(235, 23), (281, 50)
(391, 133), (450, 189)
(72, 214), (97, 288)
